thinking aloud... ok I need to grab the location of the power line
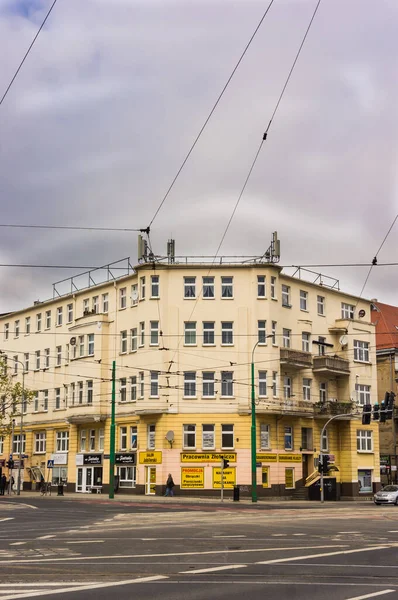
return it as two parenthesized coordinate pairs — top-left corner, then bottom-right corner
(148, 0), (276, 228)
(0, 224), (141, 233)
(0, 0), (59, 106)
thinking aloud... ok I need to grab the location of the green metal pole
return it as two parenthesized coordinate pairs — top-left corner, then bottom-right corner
(251, 360), (257, 503)
(109, 360), (116, 499)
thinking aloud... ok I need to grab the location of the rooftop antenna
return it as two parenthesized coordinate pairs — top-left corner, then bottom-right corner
(262, 231), (280, 263)
(167, 239), (175, 264)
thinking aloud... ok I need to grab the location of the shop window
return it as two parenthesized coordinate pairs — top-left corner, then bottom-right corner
(183, 424), (196, 449)
(117, 466), (136, 488)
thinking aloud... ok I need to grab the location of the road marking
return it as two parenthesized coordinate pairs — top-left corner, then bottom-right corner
(9, 542), (26, 546)
(141, 538), (158, 541)
(257, 545), (389, 565)
(0, 584), (99, 587)
(271, 534), (286, 537)
(278, 563), (398, 569)
(388, 531), (398, 533)
(36, 535), (56, 540)
(344, 591), (396, 600)
(212, 535), (246, 538)
(337, 531), (360, 534)
(0, 544), (348, 564)
(180, 564), (247, 574)
(0, 519), (14, 523)
(0, 575), (168, 600)
(66, 540), (104, 544)
(292, 533), (306, 536)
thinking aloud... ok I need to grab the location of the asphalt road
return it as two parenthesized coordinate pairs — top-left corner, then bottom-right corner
(1, 496), (398, 600)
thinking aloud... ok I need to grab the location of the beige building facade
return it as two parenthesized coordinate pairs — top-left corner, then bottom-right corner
(0, 254), (380, 499)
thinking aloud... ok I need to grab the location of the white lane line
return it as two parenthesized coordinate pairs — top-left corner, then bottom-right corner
(0, 518), (14, 523)
(0, 544), (348, 564)
(36, 535), (56, 540)
(9, 542), (26, 546)
(257, 545), (389, 565)
(0, 592), (41, 596)
(344, 591), (395, 600)
(212, 535), (246, 538)
(180, 565), (247, 575)
(388, 531), (398, 533)
(292, 533), (306, 536)
(271, 534), (286, 537)
(66, 540), (104, 545)
(337, 531), (360, 534)
(0, 575), (168, 600)
(141, 538), (158, 541)
(278, 563), (398, 569)
(0, 584), (99, 587)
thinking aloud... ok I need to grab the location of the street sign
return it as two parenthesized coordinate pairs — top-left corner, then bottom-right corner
(47, 460), (54, 469)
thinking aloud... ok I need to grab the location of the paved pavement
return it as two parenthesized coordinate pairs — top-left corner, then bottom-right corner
(1, 495), (398, 600)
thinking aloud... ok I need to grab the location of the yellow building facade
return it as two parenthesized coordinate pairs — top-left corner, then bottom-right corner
(0, 253), (380, 499)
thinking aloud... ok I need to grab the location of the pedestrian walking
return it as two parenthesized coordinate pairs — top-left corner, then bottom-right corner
(165, 473), (175, 497)
(0, 474), (6, 496)
(10, 476), (15, 494)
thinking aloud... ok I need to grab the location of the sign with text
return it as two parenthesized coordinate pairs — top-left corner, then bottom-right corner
(285, 468), (295, 489)
(181, 467), (205, 489)
(115, 453), (136, 465)
(76, 454), (103, 466)
(256, 453), (278, 463)
(181, 453), (236, 463)
(278, 454), (302, 463)
(256, 453), (302, 463)
(51, 453), (68, 465)
(139, 451), (162, 464)
(212, 467), (236, 489)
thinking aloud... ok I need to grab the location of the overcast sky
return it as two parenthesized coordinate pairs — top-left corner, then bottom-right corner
(0, 0), (397, 313)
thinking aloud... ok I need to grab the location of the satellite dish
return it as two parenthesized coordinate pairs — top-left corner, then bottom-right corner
(339, 335), (348, 347)
(165, 431), (174, 442)
(70, 337), (76, 346)
(358, 309), (366, 318)
(131, 290), (139, 302)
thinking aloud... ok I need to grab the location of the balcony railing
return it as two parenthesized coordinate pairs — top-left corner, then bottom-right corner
(314, 400), (355, 416)
(256, 398), (315, 416)
(280, 348), (313, 369)
(312, 355), (350, 376)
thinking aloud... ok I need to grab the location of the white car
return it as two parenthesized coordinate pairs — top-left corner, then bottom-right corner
(374, 485), (398, 505)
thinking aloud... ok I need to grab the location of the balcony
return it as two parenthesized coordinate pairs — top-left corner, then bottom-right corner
(256, 398), (314, 417)
(314, 400), (355, 417)
(312, 355), (350, 376)
(133, 399), (169, 416)
(280, 348), (313, 370)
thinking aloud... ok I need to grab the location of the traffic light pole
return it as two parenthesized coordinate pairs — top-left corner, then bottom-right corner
(108, 361), (116, 499)
(251, 341), (260, 503)
(220, 457), (224, 503)
(17, 366), (25, 496)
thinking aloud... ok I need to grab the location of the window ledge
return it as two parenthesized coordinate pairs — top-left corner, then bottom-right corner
(257, 296), (267, 300)
(357, 450), (374, 454)
(353, 360), (372, 365)
(203, 344), (216, 347)
(184, 297), (196, 300)
(282, 304), (292, 309)
(183, 396), (198, 400)
(150, 297), (160, 300)
(119, 307), (127, 311)
(118, 401), (137, 405)
(202, 396), (216, 400)
(54, 408), (67, 412)
(184, 344), (197, 348)
(33, 452), (46, 455)
(149, 344), (159, 348)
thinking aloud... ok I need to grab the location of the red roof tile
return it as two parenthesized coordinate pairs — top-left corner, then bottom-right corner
(371, 301), (398, 350)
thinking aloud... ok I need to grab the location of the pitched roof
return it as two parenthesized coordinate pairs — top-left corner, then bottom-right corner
(371, 301), (398, 350)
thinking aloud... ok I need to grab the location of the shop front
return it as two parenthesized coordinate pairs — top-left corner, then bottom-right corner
(139, 451), (162, 495)
(115, 452), (137, 491)
(76, 453), (103, 493)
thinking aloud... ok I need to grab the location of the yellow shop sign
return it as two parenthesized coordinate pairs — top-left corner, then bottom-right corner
(181, 467), (205, 489)
(212, 467), (236, 489)
(139, 451), (162, 464)
(181, 453), (236, 463)
(256, 453), (278, 463)
(278, 454), (302, 463)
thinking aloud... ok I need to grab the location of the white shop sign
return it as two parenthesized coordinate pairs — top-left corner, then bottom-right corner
(51, 453), (68, 465)
(76, 454), (84, 466)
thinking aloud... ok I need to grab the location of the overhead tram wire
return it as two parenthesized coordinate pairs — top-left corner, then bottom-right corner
(148, 0), (277, 229)
(0, 0), (59, 107)
(0, 224), (141, 232)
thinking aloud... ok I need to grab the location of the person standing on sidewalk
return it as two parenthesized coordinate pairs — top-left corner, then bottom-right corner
(165, 474), (175, 497)
(0, 474), (6, 495)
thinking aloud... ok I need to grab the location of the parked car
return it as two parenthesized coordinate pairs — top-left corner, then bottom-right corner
(374, 485), (398, 505)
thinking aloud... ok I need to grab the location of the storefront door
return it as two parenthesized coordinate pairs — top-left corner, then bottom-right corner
(145, 466), (156, 495)
(76, 467), (103, 493)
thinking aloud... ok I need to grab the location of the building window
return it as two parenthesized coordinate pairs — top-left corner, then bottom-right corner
(356, 384), (371, 406)
(130, 426), (138, 449)
(35, 432), (46, 453)
(319, 382), (327, 403)
(202, 424), (215, 449)
(92, 296), (99, 314)
(357, 430), (373, 452)
(202, 372), (215, 397)
(119, 287), (127, 309)
(358, 469), (372, 493)
(284, 426), (293, 450)
(44, 348), (50, 368)
(203, 276), (215, 299)
(88, 334), (94, 356)
(318, 336), (326, 356)
(89, 429), (96, 451)
(221, 322), (233, 345)
(270, 276), (277, 299)
(33, 391), (39, 412)
(120, 427), (127, 451)
(183, 424), (196, 449)
(258, 371), (267, 397)
(283, 376), (292, 399)
(102, 293), (109, 313)
(282, 328), (291, 348)
(271, 321), (277, 345)
(203, 322), (215, 345)
(221, 424), (234, 449)
(341, 302), (355, 319)
(147, 424), (155, 449)
(300, 290), (308, 311)
(25, 317), (30, 335)
(120, 378), (127, 402)
(184, 322), (196, 345)
(302, 332), (310, 352)
(56, 431), (69, 452)
(317, 295), (325, 316)
(221, 276), (233, 298)
(321, 429), (328, 452)
(80, 430), (87, 452)
(36, 313), (42, 332)
(83, 299), (89, 313)
(13, 355), (18, 375)
(56, 346), (62, 366)
(67, 304), (73, 323)
(34, 350), (40, 371)
(99, 428), (104, 451)
(303, 378), (311, 401)
(184, 372), (196, 397)
(281, 285), (291, 307)
(86, 380), (93, 405)
(70, 383), (75, 406)
(150, 371), (159, 397)
(24, 353), (29, 373)
(56, 307), (63, 326)
(131, 283), (138, 306)
(4, 323), (9, 340)
(120, 330), (127, 354)
(184, 276), (196, 298)
(78, 381), (84, 404)
(139, 372), (145, 398)
(13, 434), (26, 454)
(258, 320), (267, 344)
(257, 275), (266, 298)
(131, 328), (138, 352)
(55, 388), (61, 409)
(0, 436), (3, 454)
(151, 275), (159, 298)
(140, 277), (146, 300)
(354, 340), (370, 363)
(15, 320), (20, 338)
(43, 390), (49, 411)
(221, 372), (233, 397)
(260, 424), (270, 449)
(64, 386), (68, 407)
(272, 372), (278, 397)
(45, 310), (51, 329)
(130, 376), (137, 401)
(79, 335), (85, 357)
(139, 322), (145, 347)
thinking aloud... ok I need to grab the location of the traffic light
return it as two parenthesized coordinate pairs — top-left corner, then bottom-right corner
(222, 458), (229, 469)
(318, 455), (330, 474)
(373, 403), (380, 421)
(386, 392), (395, 420)
(6, 460), (14, 469)
(380, 400), (387, 423)
(362, 404), (372, 425)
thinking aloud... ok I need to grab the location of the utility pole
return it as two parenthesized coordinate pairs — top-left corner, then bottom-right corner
(9, 418), (15, 495)
(220, 457), (224, 503)
(109, 361), (116, 499)
(17, 366), (25, 496)
(251, 341), (260, 503)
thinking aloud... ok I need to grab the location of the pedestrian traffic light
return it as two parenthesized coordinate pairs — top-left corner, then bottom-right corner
(380, 400), (387, 423)
(318, 455), (330, 474)
(373, 403), (380, 421)
(222, 458), (229, 469)
(6, 460), (14, 469)
(362, 404), (372, 425)
(386, 392), (395, 420)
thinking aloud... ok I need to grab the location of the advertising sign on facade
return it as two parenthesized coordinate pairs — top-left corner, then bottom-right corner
(285, 468), (295, 488)
(51, 453), (68, 465)
(139, 451), (162, 464)
(256, 453), (278, 463)
(181, 467), (204, 489)
(212, 467), (236, 489)
(181, 453), (236, 463)
(115, 453), (136, 465)
(279, 454), (302, 463)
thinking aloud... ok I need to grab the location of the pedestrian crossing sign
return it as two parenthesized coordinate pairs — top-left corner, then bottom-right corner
(47, 460), (54, 468)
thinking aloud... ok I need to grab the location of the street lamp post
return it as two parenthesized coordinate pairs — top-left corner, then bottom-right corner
(251, 341), (260, 503)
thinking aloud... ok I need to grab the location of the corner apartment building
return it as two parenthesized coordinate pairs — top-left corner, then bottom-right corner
(0, 246), (380, 499)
